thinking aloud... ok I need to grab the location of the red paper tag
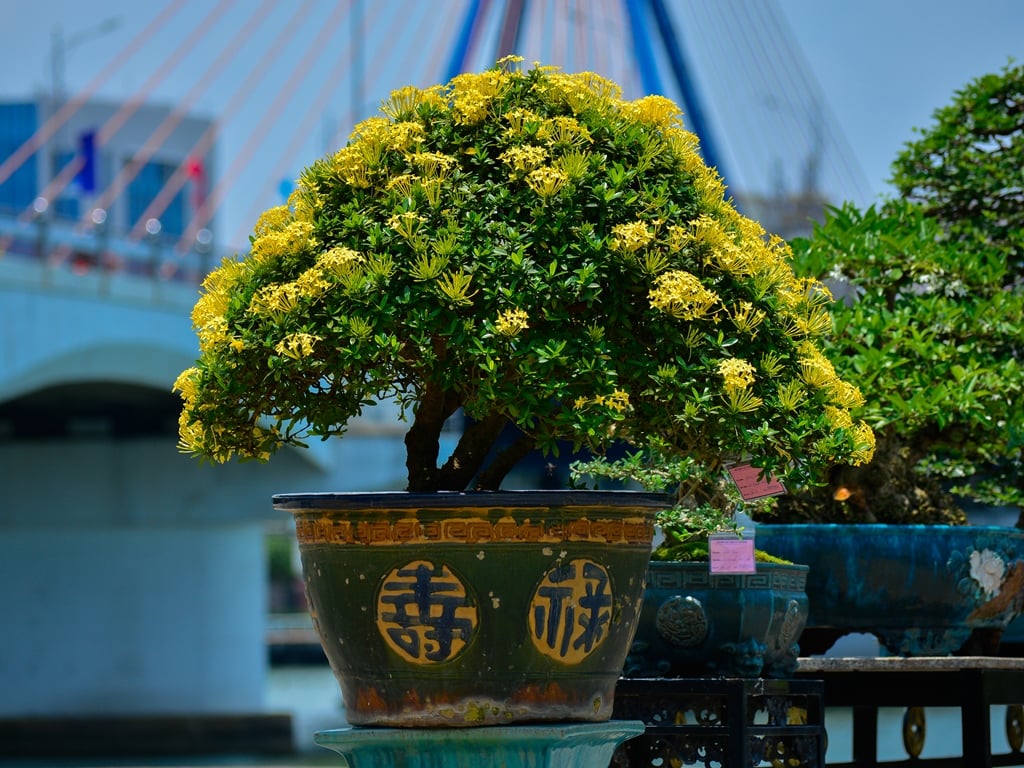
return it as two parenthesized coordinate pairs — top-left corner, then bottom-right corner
(727, 462), (786, 501)
(709, 536), (756, 574)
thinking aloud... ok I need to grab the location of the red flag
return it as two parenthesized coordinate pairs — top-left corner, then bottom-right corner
(187, 157), (206, 212)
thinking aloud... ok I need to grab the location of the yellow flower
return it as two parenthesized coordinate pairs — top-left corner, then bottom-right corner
(495, 308), (529, 337)
(275, 333), (320, 360)
(250, 221), (315, 264)
(824, 406), (854, 429)
(500, 145), (548, 174)
(250, 282), (302, 317)
(827, 379), (866, 409)
(537, 115), (592, 146)
(777, 380), (806, 411)
(732, 302), (766, 335)
(173, 367), (201, 404)
(604, 389), (631, 413)
(849, 422), (877, 465)
(449, 70), (506, 124)
(526, 166), (568, 198)
(380, 86), (445, 121)
(717, 358), (756, 395)
(624, 94), (683, 129)
(387, 211), (426, 241)
(798, 345), (839, 388)
(610, 221), (654, 255)
(649, 270), (719, 320)
(503, 107), (542, 137)
(317, 246), (363, 277)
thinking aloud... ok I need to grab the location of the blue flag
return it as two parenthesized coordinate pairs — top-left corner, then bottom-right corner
(76, 130), (97, 194)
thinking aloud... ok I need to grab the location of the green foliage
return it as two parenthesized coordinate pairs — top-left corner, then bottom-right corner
(775, 200), (1024, 520)
(767, 63), (1024, 524)
(176, 59), (872, 493)
(569, 441), (785, 559)
(890, 60), (1024, 283)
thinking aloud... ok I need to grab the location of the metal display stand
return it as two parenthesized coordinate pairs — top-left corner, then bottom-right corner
(611, 677), (826, 767)
(795, 656), (1024, 768)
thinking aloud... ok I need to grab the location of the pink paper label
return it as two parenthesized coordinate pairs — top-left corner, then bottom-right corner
(727, 462), (786, 500)
(709, 537), (756, 574)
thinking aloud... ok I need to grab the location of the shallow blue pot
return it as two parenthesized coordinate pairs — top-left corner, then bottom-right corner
(624, 561), (809, 678)
(756, 524), (1024, 656)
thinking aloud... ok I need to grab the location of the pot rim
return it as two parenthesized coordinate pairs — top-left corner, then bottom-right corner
(756, 522), (1024, 537)
(272, 489), (672, 511)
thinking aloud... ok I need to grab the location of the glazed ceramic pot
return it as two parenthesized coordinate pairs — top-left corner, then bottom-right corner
(274, 490), (665, 727)
(755, 524), (1024, 655)
(624, 561), (809, 678)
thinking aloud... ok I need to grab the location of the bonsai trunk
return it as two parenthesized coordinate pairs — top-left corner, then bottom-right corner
(404, 384), (536, 492)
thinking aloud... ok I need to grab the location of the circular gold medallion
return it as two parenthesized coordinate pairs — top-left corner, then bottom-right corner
(529, 558), (613, 664)
(376, 560), (478, 664)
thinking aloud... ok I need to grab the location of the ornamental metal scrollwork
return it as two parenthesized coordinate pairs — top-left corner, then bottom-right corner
(902, 706), (926, 758)
(1008, 704), (1023, 753)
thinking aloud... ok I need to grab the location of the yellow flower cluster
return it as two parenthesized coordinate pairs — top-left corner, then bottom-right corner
(332, 145), (371, 188)
(387, 211), (426, 241)
(610, 221), (654, 254)
(649, 270), (720, 320)
(526, 166), (568, 199)
(380, 85), (446, 119)
(190, 256), (245, 334)
(450, 70), (506, 124)
(537, 115), (593, 146)
(317, 245), (363, 277)
(732, 302), (766, 335)
(717, 358), (756, 395)
(250, 220), (315, 265)
(250, 282), (302, 316)
(574, 390), (631, 413)
(500, 145), (548, 174)
(624, 95), (684, 129)
(847, 422), (877, 465)
(275, 332), (320, 360)
(798, 343), (840, 388)
(542, 71), (622, 115)
(252, 205), (292, 238)
(495, 308), (529, 337)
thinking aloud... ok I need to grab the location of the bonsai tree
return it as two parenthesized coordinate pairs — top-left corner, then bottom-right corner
(891, 60), (1024, 285)
(764, 62), (1024, 525)
(175, 58), (874, 497)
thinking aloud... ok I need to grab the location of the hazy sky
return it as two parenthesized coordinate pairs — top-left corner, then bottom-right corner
(1, 0), (1021, 250)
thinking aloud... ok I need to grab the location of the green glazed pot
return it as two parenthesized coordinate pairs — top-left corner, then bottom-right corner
(273, 490), (665, 727)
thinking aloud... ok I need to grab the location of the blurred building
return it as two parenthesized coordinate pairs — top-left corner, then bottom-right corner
(0, 95), (217, 282)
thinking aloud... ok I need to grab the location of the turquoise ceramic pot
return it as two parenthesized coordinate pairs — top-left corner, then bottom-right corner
(755, 524), (1024, 655)
(624, 561), (809, 678)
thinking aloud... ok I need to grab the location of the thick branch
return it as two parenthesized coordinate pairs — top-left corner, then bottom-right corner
(439, 410), (509, 491)
(474, 433), (538, 491)
(404, 382), (460, 492)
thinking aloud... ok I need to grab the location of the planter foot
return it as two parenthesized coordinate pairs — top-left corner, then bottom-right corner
(314, 721), (646, 768)
(877, 626), (974, 656)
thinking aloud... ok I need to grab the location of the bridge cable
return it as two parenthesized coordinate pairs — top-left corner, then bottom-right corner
(124, 1), (319, 244)
(0, 0), (187, 189)
(46, 0), (277, 273)
(173, 0), (358, 254)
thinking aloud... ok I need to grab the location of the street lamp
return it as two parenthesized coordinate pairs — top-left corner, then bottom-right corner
(50, 17), (122, 102)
